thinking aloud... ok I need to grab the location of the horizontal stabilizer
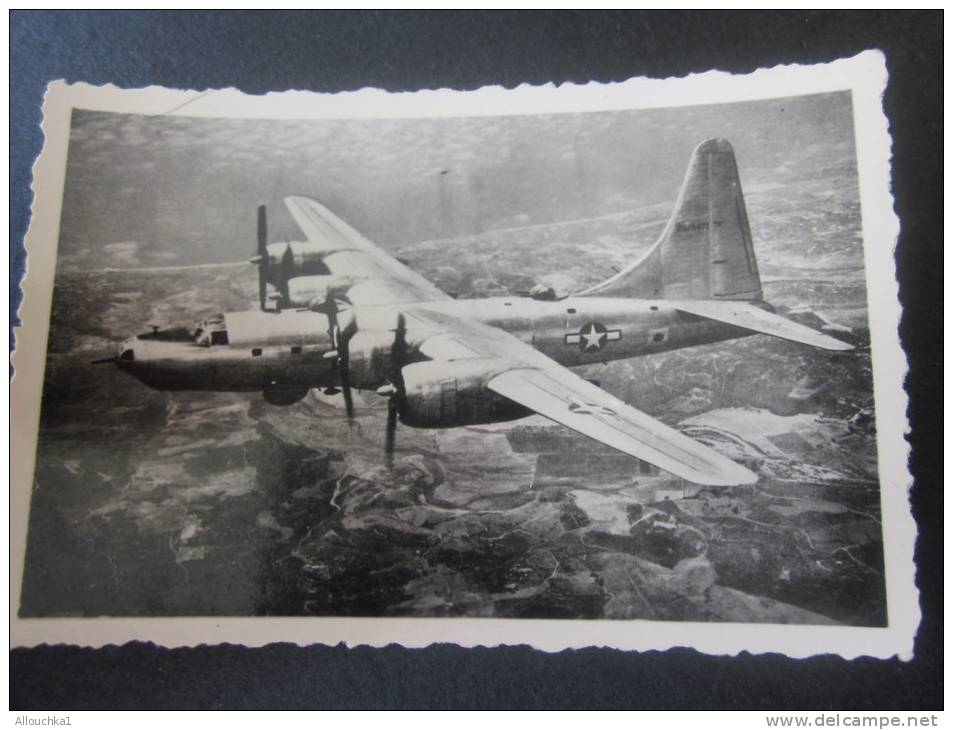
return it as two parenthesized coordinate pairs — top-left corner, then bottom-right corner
(673, 301), (854, 351)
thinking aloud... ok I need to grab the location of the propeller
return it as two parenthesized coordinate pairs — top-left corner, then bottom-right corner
(249, 204), (301, 311)
(278, 243), (294, 308)
(251, 205), (269, 311)
(338, 327), (355, 420)
(90, 356), (118, 365)
(378, 313), (407, 468)
(315, 295), (355, 420)
(384, 393), (398, 467)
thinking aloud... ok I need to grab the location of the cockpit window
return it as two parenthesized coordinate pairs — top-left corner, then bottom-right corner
(192, 313), (228, 347)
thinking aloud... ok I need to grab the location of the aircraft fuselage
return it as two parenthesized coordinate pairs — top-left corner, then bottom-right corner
(419, 296), (755, 367)
(115, 295), (758, 399)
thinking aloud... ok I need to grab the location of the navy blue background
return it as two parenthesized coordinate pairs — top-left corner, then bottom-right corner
(10, 10), (941, 710)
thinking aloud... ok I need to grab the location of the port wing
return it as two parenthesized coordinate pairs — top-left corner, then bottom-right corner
(284, 196), (451, 305)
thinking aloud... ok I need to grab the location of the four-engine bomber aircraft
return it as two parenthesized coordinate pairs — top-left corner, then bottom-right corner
(99, 139), (853, 486)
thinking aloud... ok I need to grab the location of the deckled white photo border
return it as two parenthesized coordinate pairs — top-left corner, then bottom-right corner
(10, 50), (918, 659)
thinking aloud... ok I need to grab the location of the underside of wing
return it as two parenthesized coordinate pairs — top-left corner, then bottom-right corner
(410, 308), (758, 486)
(673, 300), (854, 351)
(284, 196), (450, 305)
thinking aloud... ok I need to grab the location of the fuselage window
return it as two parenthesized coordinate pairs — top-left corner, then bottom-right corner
(252, 348), (263, 357)
(567, 308), (577, 314)
(290, 345), (302, 355)
(652, 332), (665, 344)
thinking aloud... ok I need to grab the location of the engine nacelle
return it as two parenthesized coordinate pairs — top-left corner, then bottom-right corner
(286, 275), (366, 308)
(399, 359), (532, 428)
(264, 241), (331, 283)
(262, 386), (309, 406)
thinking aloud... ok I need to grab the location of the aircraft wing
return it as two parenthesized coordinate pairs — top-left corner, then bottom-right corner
(672, 300), (854, 351)
(284, 196), (451, 305)
(408, 308), (757, 486)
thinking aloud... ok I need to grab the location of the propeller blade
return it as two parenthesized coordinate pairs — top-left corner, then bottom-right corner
(279, 243), (293, 307)
(327, 300), (356, 421)
(385, 397), (398, 468)
(340, 345), (354, 420)
(319, 296), (356, 421)
(325, 298), (339, 331)
(90, 356), (119, 365)
(391, 313), (407, 386)
(384, 312), (408, 467)
(257, 205), (267, 255)
(258, 263), (268, 312)
(256, 205), (268, 311)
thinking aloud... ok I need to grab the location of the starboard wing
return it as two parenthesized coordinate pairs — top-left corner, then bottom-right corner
(284, 196), (451, 305)
(408, 308), (758, 486)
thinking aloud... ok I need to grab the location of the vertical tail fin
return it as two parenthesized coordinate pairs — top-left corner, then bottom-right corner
(579, 138), (763, 301)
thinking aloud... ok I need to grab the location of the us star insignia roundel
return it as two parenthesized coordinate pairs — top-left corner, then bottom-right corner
(564, 321), (622, 352)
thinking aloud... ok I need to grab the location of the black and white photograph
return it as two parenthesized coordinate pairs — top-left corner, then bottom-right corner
(11, 54), (916, 656)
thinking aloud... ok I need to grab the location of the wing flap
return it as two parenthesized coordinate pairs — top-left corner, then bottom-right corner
(487, 368), (757, 486)
(674, 301), (854, 351)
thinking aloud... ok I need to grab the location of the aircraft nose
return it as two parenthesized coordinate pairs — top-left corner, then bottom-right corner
(116, 338), (136, 367)
(91, 337), (136, 366)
